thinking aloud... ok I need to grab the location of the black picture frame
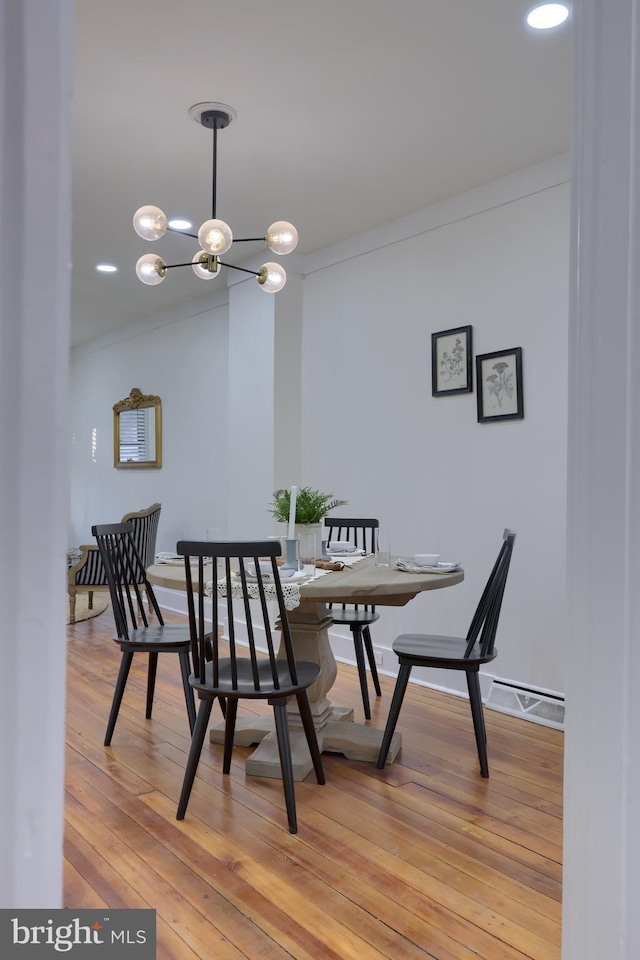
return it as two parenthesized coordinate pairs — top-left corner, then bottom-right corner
(476, 347), (524, 423)
(431, 325), (473, 396)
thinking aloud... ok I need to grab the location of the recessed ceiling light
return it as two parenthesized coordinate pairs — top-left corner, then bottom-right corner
(526, 3), (570, 29)
(96, 263), (118, 273)
(168, 218), (192, 230)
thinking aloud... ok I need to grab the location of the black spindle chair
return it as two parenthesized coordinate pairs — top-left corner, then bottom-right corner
(324, 517), (382, 719)
(93, 522), (197, 746)
(377, 529), (516, 776)
(175, 539), (325, 834)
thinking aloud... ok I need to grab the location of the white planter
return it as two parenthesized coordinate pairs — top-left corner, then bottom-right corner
(295, 523), (324, 560)
(278, 522), (325, 558)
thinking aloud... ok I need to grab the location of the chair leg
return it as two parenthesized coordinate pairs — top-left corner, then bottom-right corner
(363, 626), (382, 696)
(178, 651), (196, 733)
(272, 699), (297, 833)
(466, 671), (489, 777)
(176, 697), (214, 820)
(222, 698), (238, 774)
(295, 690), (325, 785)
(104, 650), (134, 746)
(352, 627), (371, 719)
(377, 662), (412, 769)
(88, 590), (94, 610)
(68, 591), (77, 624)
(145, 652), (158, 719)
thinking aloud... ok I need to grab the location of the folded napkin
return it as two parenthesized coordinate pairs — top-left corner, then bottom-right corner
(328, 541), (356, 553)
(395, 558), (462, 574)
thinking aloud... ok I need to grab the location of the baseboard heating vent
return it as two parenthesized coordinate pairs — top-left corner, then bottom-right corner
(486, 680), (565, 730)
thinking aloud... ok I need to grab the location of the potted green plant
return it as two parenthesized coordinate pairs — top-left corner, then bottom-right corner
(269, 486), (347, 525)
(269, 486), (348, 557)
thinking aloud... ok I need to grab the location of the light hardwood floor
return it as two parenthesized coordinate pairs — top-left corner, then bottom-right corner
(65, 606), (563, 960)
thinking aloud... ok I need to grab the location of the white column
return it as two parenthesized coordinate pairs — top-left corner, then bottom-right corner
(226, 269), (303, 538)
(0, 0), (74, 907)
(565, 0), (640, 956)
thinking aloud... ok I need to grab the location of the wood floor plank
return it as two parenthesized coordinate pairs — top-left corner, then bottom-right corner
(64, 607), (563, 960)
(311, 768), (561, 919)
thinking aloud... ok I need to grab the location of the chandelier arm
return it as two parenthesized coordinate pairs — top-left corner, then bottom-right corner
(158, 260), (261, 279)
(233, 237), (267, 243)
(167, 227), (199, 239)
(218, 261), (261, 277)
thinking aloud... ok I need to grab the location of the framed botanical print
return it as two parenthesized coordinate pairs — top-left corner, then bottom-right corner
(431, 325), (473, 396)
(476, 347), (524, 423)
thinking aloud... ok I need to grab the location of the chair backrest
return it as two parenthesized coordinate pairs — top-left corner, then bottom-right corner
(464, 528), (516, 658)
(324, 517), (379, 612)
(121, 502), (161, 569)
(324, 517), (379, 554)
(93, 522), (164, 640)
(176, 540), (299, 693)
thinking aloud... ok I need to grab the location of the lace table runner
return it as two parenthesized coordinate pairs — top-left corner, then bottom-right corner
(203, 556), (364, 611)
(204, 577), (303, 610)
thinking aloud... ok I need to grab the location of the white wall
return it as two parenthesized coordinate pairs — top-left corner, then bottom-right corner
(301, 169), (569, 696)
(69, 158), (570, 696)
(70, 301), (229, 552)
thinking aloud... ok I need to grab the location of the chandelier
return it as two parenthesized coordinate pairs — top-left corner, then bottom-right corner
(133, 102), (298, 293)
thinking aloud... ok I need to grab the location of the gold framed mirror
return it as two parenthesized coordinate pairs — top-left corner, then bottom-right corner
(113, 388), (162, 469)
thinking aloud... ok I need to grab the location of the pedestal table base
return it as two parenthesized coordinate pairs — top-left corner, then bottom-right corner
(208, 599), (401, 779)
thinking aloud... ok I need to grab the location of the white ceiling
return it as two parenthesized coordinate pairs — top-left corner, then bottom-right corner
(71, 0), (571, 347)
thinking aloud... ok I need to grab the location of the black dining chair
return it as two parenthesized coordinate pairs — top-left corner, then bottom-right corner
(93, 522), (197, 746)
(324, 517), (382, 719)
(175, 539), (326, 834)
(377, 528), (516, 777)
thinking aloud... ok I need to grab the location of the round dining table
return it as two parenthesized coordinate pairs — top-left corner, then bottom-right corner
(147, 555), (463, 780)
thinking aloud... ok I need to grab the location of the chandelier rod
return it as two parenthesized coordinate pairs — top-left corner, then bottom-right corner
(211, 123), (218, 220)
(167, 225), (267, 244)
(164, 260), (262, 278)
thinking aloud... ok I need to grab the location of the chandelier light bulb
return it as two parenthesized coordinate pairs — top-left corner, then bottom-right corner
(198, 218), (233, 255)
(133, 205), (168, 241)
(257, 262), (287, 293)
(192, 251), (221, 280)
(136, 254), (167, 285)
(266, 221), (299, 255)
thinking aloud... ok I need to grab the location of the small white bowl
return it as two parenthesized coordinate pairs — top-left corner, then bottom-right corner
(414, 553), (440, 567)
